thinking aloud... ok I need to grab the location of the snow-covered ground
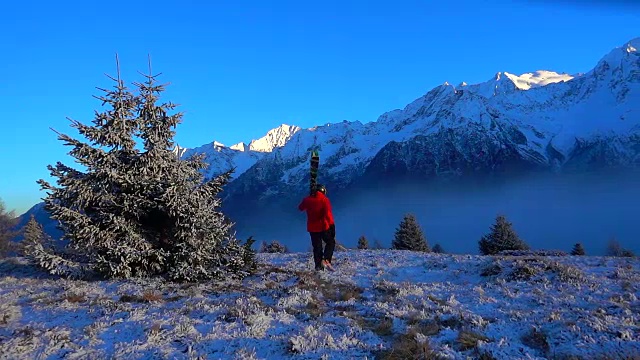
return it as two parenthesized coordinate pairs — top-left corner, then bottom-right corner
(1, 250), (639, 359)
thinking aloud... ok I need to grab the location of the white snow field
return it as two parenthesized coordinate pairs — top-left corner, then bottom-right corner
(0, 250), (639, 359)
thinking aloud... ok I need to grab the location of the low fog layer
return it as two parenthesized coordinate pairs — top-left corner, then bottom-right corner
(232, 172), (640, 255)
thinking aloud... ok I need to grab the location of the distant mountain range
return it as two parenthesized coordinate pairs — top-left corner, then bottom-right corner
(18, 38), (640, 252)
(175, 38), (639, 206)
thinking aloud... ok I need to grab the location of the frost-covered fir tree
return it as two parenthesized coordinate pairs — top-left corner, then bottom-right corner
(570, 243), (585, 256)
(0, 198), (17, 257)
(478, 214), (529, 255)
(391, 213), (430, 252)
(34, 58), (256, 281)
(357, 235), (368, 250)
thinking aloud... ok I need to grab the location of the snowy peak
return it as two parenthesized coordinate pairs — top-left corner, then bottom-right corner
(596, 37), (640, 68)
(172, 144), (189, 158)
(212, 141), (225, 150)
(626, 37), (639, 53)
(503, 70), (574, 90)
(230, 142), (249, 152)
(248, 124), (301, 152)
(462, 70), (574, 98)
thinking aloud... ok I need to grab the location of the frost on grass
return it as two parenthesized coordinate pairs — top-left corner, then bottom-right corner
(1, 251), (639, 359)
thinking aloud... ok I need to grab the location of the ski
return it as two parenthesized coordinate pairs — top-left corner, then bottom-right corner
(310, 149), (319, 195)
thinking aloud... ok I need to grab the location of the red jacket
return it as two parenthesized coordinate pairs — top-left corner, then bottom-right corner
(298, 191), (334, 232)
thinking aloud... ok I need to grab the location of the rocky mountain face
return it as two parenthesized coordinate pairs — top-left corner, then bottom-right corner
(190, 38), (640, 214)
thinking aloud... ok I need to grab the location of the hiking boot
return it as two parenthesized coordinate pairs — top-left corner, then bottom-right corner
(322, 259), (334, 271)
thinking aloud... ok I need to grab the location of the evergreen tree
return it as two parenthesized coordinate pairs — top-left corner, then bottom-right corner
(570, 243), (585, 256)
(478, 214), (529, 255)
(0, 199), (17, 257)
(32, 57), (256, 282)
(260, 240), (288, 253)
(432, 243), (445, 254)
(357, 235), (368, 250)
(22, 215), (88, 277)
(391, 213), (430, 252)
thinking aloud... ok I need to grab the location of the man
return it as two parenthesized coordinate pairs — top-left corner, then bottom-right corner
(298, 184), (336, 271)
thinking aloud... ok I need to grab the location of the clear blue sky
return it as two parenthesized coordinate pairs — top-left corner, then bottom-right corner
(0, 0), (638, 214)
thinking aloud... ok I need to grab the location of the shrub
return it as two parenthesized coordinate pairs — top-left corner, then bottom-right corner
(260, 240), (288, 253)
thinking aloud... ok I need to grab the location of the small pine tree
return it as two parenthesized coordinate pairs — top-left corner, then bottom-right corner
(570, 243), (585, 256)
(260, 240), (288, 253)
(478, 214), (529, 255)
(22, 215), (88, 278)
(391, 213), (430, 252)
(432, 243), (445, 254)
(31, 57), (256, 282)
(357, 235), (368, 250)
(372, 239), (384, 250)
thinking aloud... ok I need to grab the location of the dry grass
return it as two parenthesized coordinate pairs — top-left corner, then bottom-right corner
(521, 327), (549, 354)
(509, 263), (539, 281)
(294, 270), (363, 303)
(327, 283), (364, 302)
(356, 315), (395, 336)
(63, 292), (86, 303)
(119, 290), (163, 303)
(403, 310), (424, 325)
(410, 320), (441, 336)
(427, 294), (448, 306)
(302, 299), (327, 319)
(141, 290), (163, 302)
(147, 322), (162, 335)
(456, 329), (491, 350)
(435, 314), (464, 330)
(373, 280), (400, 297)
(480, 262), (502, 277)
(374, 327), (438, 360)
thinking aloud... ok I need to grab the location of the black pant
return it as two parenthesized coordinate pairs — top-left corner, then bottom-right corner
(310, 224), (336, 269)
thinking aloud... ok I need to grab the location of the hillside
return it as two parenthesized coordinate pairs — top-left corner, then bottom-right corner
(1, 251), (639, 359)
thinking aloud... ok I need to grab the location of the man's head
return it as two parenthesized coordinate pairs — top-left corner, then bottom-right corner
(315, 184), (327, 195)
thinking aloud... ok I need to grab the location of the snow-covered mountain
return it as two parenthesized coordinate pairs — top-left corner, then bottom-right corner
(174, 124), (301, 180)
(179, 38), (639, 209)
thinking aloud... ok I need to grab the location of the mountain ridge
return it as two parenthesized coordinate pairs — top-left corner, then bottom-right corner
(175, 37), (639, 190)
